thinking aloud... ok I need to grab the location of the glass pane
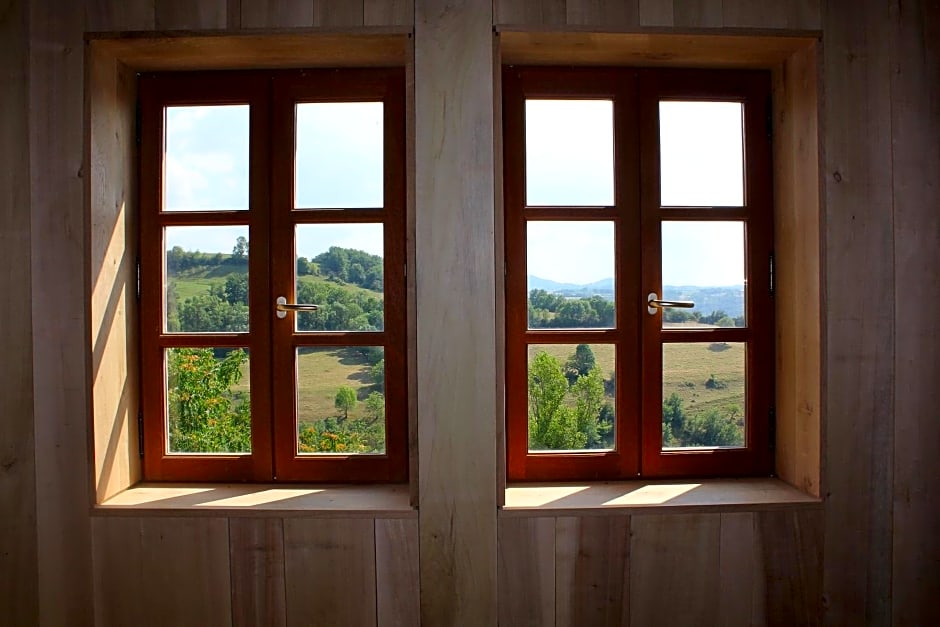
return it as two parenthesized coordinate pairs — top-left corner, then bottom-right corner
(659, 101), (744, 207)
(165, 347), (251, 454)
(526, 100), (614, 207)
(662, 342), (745, 449)
(295, 223), (384, 332)
(527, 221), (615, 330)
(164, 105), (249, 212)
(165, 226), (249, 333)
(527, 344), (616, 452)
(296, 346), (386, 455)
(661, 221), (745, 329)
(295, 102), (383, 209)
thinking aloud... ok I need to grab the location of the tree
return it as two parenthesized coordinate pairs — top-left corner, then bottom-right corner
(364, 391), (385, 425)
(296, 256), (311, 276)
(334, 386), (357, 420)
(570, 366), (605, 447)
(224, 273), (248, 305)
(232, 236), (249, 259)
(565, 344), (596, 384)
(370, 359), (385, 391)
(527, 352), (586, 450)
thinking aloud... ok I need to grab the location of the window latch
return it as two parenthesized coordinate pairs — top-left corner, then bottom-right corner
(647, 292), (695, 315)
(275, 296), (319, 319)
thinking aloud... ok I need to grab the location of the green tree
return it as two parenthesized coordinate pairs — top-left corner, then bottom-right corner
(364, 391), (385, 425)
(565, 344), (596, 384)
(370, 359), (385, 391)
(232, 236), (249, 259)
(570, 366), (605, 447)
(334, 386), (357, 420)
(527, 352), (585, 450)
(224, 273), (248, 305)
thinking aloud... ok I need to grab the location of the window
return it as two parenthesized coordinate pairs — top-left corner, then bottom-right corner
(138, 69), (407, 482)
(504, 67), (774, 481)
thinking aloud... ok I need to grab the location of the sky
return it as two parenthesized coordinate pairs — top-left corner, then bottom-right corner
(163, 99), (745, 286)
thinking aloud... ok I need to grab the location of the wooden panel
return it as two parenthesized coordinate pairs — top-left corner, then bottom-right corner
(314, 0), (365, 27)
(758, 509), (823, 625)
(497, 517), (555, 626)
(556, 516), (630, 627)
(364, 0), (414, 26)
(283, 518), (377, 627)
(672, 0), (722, 28)
(375, 518), (420, 627)
(0, 0), (38, 623)
(85, 0), (156, 31)
(89, 50), (141, 503)
(92, 516), (233, 626)
(629, 514), (720, 627)
(772, 42), (821, 497)
(566, 0), (638, 27)
(155, 0), (230, 29)
(721, 0), (791, 29)
(414, 0), (498, 624)
(230, 518), (287, 627)
(495, 0), (566, 25)
(890, 2), (940, 625)
(28, 0), (95, 624)
(240, 0), (315, 28)
(638, 0), (673, 26)
(821, 0), (895, 624)
(718, 513), (766, 627)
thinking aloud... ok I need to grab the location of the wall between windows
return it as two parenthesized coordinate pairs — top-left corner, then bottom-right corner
(2, 0), (937, 625)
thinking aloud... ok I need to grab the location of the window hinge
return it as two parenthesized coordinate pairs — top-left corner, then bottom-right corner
(137, 409), (144, 458)
(768, 407), (776, 449)
(769, 252), (775, 297)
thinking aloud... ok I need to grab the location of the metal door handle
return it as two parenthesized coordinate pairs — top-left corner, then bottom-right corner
(276, 296), (319, 319)
(647, 292), (694, 315)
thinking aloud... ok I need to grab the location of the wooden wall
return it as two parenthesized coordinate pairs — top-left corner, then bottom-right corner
(1, 0), (937, 625)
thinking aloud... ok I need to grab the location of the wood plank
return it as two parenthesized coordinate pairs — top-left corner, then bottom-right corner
(155, 0), (230, 29)
(0, 0), (38, 623)
(283, 518), (377, 627)
(721, 0), (790, 29)
(638, 0), (673, 26)
(28, 0), (94, 624)
(415, 0), (498, 624)
(890, 2), (940, 625)
(821, 0), (896, 623)
(497, 517), (555, 626)
(240, 0), (315, 28)
(718, 513), (766, 627)
(495, 0), (566, 25)
(566, 0), (638, 27)
(556, 516), (630, 627)
(92, 516), (233, 626)
(314, 0), (365, 27)
(85, 0), (156, 31)
(230, 518), (287, 627)
(672, 0), (722, 28)
(772, 42), (821, 497)
(364, 0), (414, 26)
(375, 518), (420, 627)
(629, 514), (720, 627)
(758, 510), (823, 625)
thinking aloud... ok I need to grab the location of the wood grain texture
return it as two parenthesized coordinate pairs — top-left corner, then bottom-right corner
(89, 50), (141, 503)
(92, 516), (233, 626)
(0, 0), (38, 623)
(155, 0), (230, 29)
(283, 518), (377, 627)
(314, 0), (365, 27)
(772, 42), (821, 497)
(415, 0), (498, 624)
(759, 509), (823, 625)
(85, 0), (156, 31)
(821, 0), (896, 624)
(629, 514), (720, 627)
(495, 0), (566, 24)
(497, 517), (555, 626)
(556, 516), (630, 627)
(721, 0), (791, 29)
(364, 0), (414, 26)
(639, 0), (673, 26)
(240, 0), (315, 28)
(230, 518), (287, 627)
(29, 0), (95, 624)
(672, 0), (722, 27)
(890, 2), (940, 625)
(718, 513), (766, 627)
(375, 518), (420, 627)
(565, 0), (638, 27)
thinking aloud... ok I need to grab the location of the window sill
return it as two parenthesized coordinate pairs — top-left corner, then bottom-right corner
(501, 477), (820, 517)
(94, 483), (415, 518)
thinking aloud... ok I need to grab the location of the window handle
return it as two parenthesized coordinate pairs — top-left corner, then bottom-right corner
(647, 292), (695, 315)
(276, 296), (319, 319)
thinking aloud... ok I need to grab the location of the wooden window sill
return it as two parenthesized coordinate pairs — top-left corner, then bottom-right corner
(501, 478), (820, 517)
(94, 483), (415, 518)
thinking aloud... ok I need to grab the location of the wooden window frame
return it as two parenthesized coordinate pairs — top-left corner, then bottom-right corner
(504, 66), (774, 481)
(139, 67), (407, 483)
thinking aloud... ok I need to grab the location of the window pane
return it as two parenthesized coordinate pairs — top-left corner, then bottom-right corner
(527, 344), (616, 452)
(662, 342), (745, 449)
(164, 105), (249, 212)
(526, 100), (614, 206)
(661, 221), (745, 328)
(295, 102), (383, 209)
(527, 221), (615, 330)
(295, 223), (384, 332)
(165, 347), (251, 454)
(659, 101), (744, 207)
(296, 346), (386, 455)
(165, 226), (249, 333)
